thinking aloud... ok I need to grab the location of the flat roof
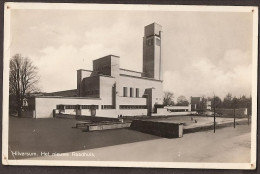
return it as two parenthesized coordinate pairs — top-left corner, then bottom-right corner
(77, 69), (93, 72)
(45, 89), (77, 93)
(93, 55), (120, 62)
(35, 96), (101, 100)
(145, 22), (162, 27)
(77, 69), (114, 78)
(120, 68), (143, 74)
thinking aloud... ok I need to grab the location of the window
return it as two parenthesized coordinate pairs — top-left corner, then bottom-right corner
(101, 105), (114, 109)
(130, 88), (134, 97)
(65, 105), (76, 109)
(136, 88), (139, 98)
(150, 38), (154, 46)
(146, 38), (154, 46)
(119, 105), (147, 109)
(57, 105), (65, 110)
(123, 87), (128, 97)
(82, 105), (99, 109)
(156, 38), (161, 46)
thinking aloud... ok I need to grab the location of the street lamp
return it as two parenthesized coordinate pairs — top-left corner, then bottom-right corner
(213, 94), (216, 133)
(232, 97), (238, 128)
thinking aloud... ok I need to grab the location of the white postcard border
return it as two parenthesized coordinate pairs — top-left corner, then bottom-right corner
(2, 2), (258, 169)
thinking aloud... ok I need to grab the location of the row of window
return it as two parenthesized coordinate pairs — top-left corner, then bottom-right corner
(56, 105), (147, 110)
(56, 105), (99, 110)
(146, 38), (161, 46)
(123, 87), (139, 98)
(82, 105), (99, 109)
(101, 105), (114, 109)
(119, 105), (147, 109)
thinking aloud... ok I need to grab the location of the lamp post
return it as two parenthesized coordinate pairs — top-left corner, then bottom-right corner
(233, 107), (236, 128)
(213, 94), (216, 133)
(247, 102), (250, 126)
(232, 97), (238, 128)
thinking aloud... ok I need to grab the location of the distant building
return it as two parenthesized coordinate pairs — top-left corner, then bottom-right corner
(164, 105), (191, 112)
(206, 100), (211, 110)
(191, 97), (211, 112)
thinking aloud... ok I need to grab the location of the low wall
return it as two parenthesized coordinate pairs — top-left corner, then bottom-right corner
(85, 122), (131, 131)
(130, 120), (183, 138)
(164, 105), (191, 111)
(184, 118), (249, 134)
(78, 116), (120, 122)
(153, 108), (196, 116)
(54, 113), (120, 122)
(215, 108), (247, 118)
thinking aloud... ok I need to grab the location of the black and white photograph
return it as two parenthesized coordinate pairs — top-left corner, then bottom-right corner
(2, 3), (258, 169)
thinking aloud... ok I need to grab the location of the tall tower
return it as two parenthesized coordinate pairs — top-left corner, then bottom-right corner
(142, 23), (163, 80)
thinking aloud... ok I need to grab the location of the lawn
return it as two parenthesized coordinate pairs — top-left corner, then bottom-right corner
(8, 116), (160, 159)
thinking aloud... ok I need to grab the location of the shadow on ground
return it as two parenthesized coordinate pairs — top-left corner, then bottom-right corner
(8, 117), (161, 159)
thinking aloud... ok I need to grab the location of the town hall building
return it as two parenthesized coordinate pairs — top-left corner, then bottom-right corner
(32, 23), (191, 118)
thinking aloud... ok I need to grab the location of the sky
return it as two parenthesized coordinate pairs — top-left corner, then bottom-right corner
(10, 9), (253, 100)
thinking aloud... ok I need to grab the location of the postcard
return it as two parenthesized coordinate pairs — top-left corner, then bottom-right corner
(2, 2), (258, 169)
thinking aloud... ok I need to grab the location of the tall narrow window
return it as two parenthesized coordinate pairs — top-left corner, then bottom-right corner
(146, 38), (154, 46)
(130, 88), (134, 97)
(156, 38), (161, 46)
(136, 88), (139, 98)
(123, 87), (128, 97)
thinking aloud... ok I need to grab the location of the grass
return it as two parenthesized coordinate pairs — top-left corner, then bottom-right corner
(8, 116), (160, 159)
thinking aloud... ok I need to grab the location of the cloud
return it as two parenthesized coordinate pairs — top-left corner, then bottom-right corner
(33, 43), (116, 92)
(10, 10), (253, 98)
(163, 49), (252, 100)
(27, 20), (144, 92)
(217, 49), (251, 72)
(83, 21), (143, 71)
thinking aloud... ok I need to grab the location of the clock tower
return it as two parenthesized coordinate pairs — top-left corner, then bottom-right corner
(142, 23), (163, 81)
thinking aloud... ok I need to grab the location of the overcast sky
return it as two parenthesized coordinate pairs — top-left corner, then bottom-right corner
(10, 9), (253, 100)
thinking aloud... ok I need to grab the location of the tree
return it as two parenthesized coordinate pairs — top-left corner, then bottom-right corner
(9, 54), (40, 117)
(163, 91), (174, 106)
(199, 96), (208, 112)
(237, 95), (250, 108)
(176, 95), (189, 106)
(209, 96), (222, 108)
(232, 97), (239, 109)
(223, 93), (233, 108)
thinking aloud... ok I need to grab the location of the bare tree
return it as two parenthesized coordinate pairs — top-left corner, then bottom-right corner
(9, 54), (40, 117)
(163, 91), (174, 106)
